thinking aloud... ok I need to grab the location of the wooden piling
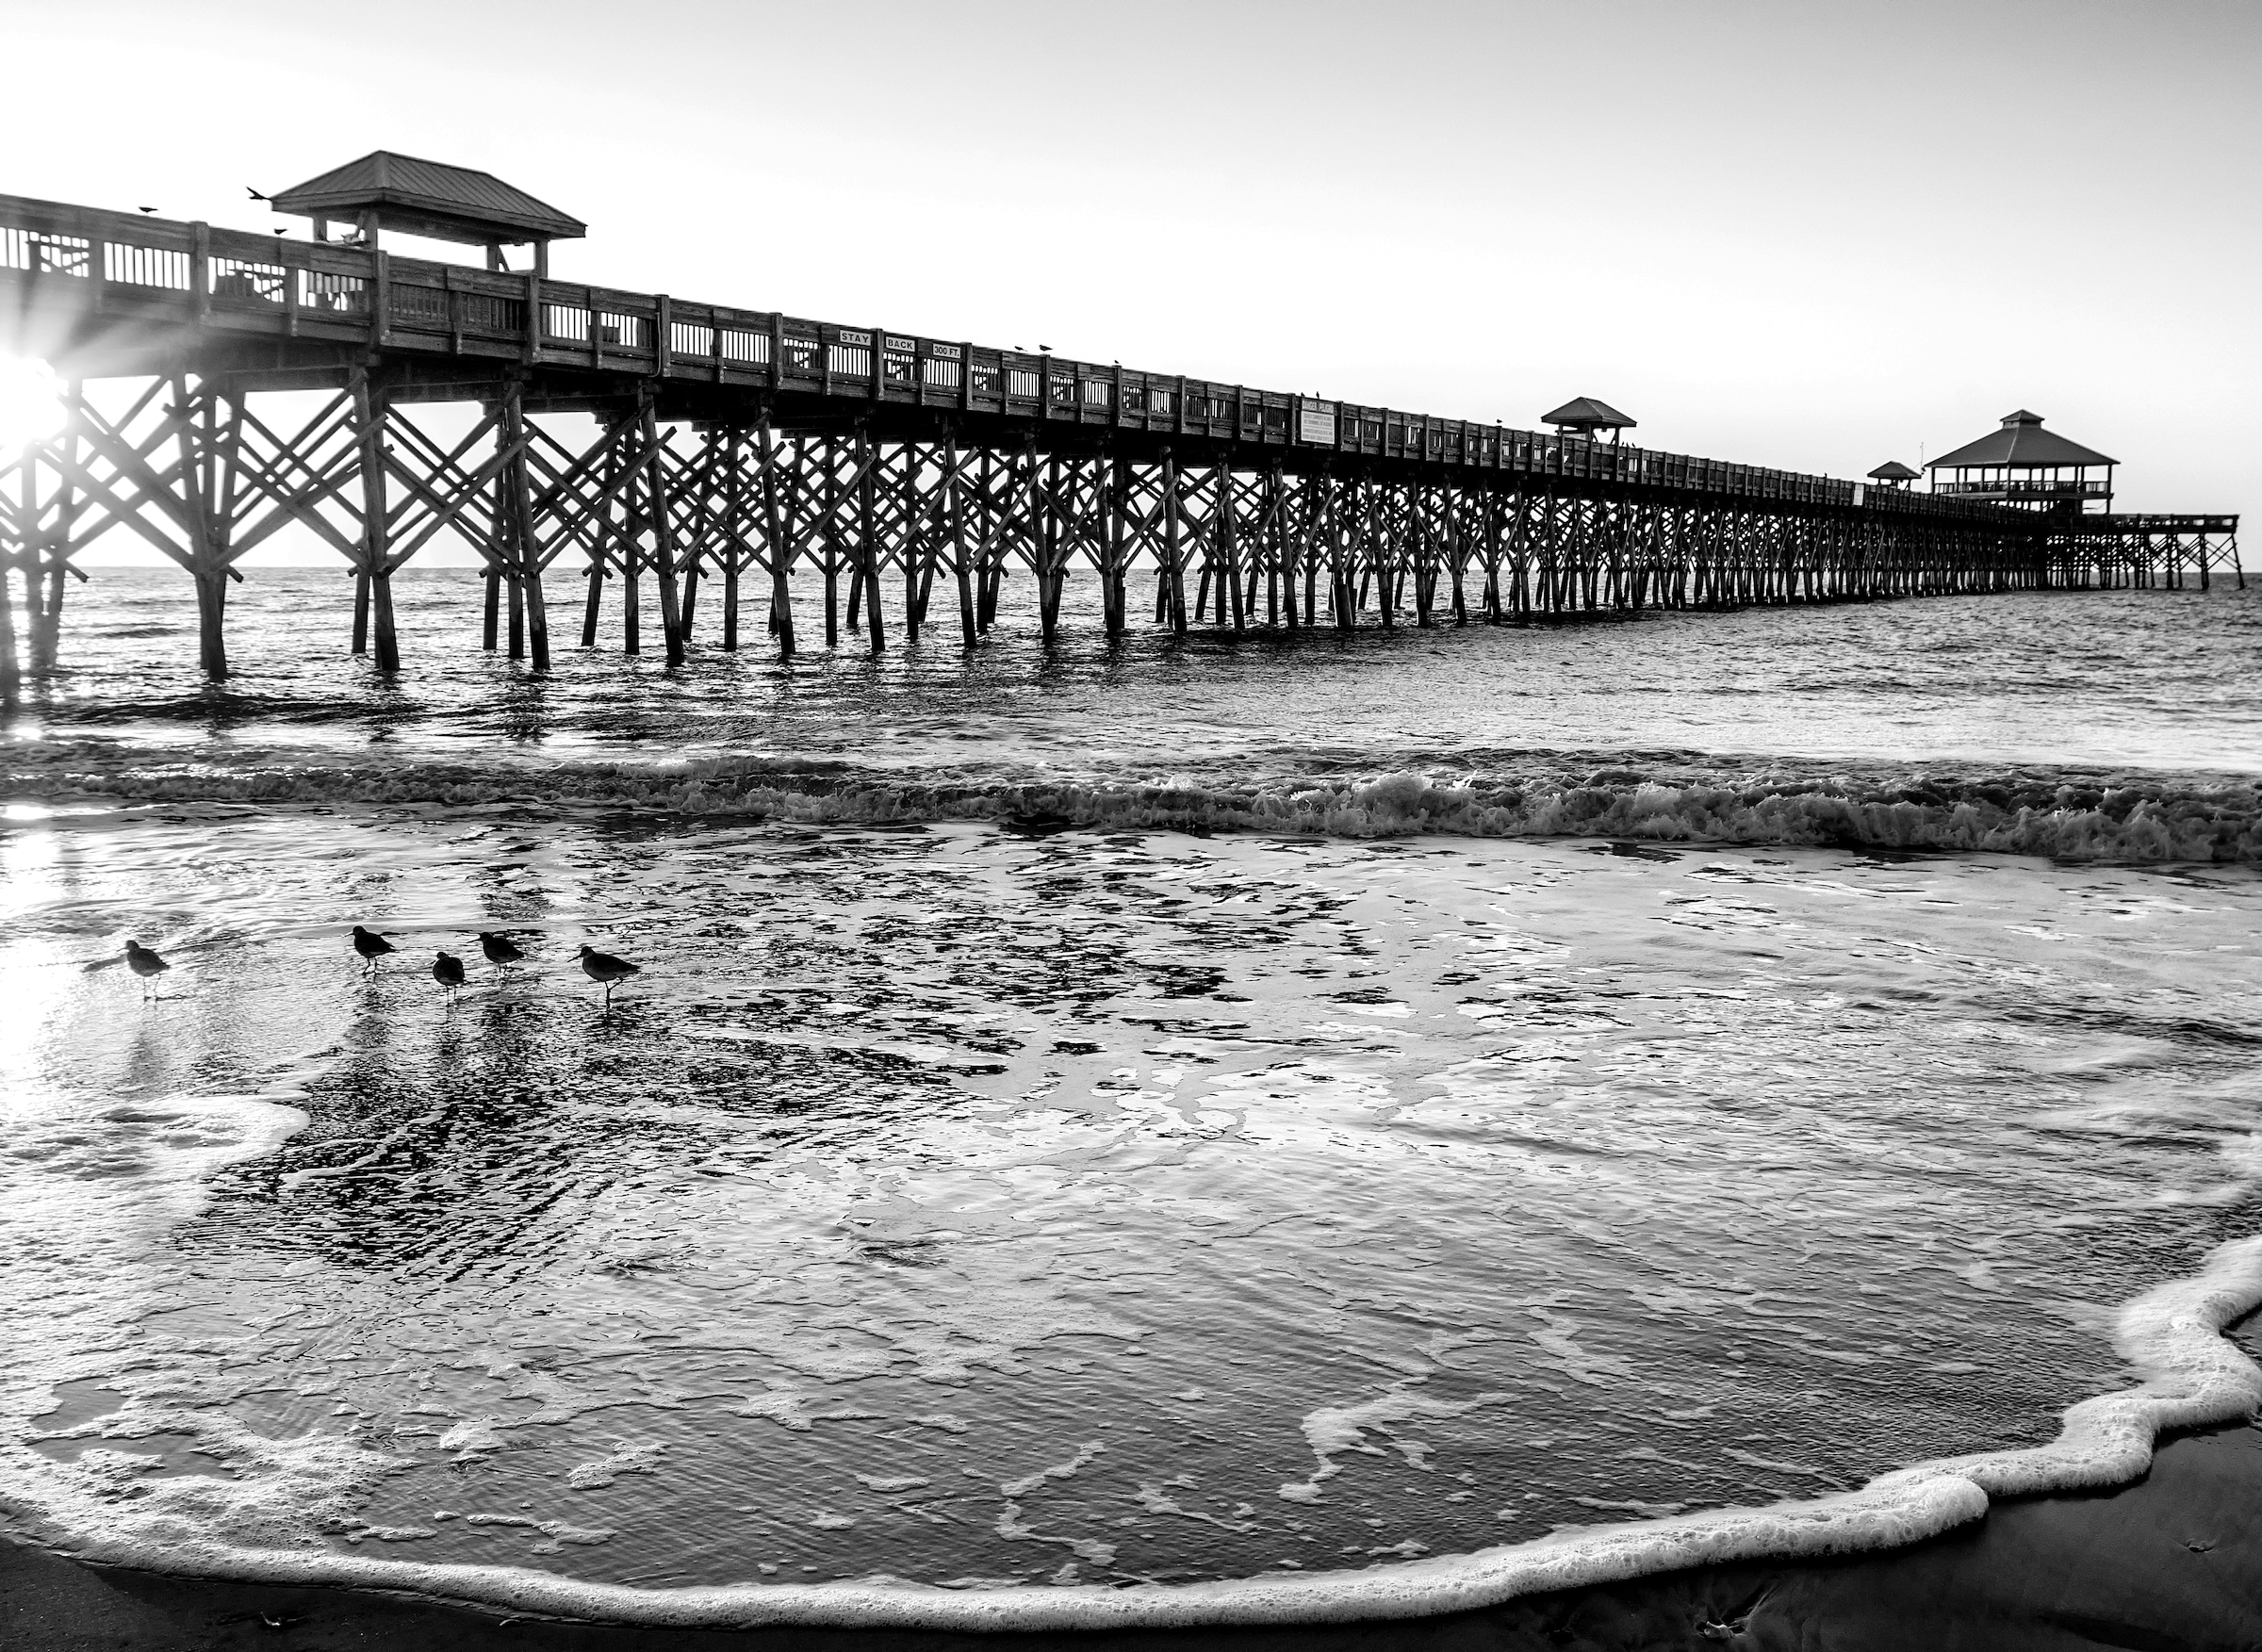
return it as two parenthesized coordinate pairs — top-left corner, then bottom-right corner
(642, 404), (686, 668)
(499, 381), (549, 670)
(0, 544), (19, 709)
(754, 420), (793, 659)
(855, 429), (885, 654)
(343, 371), (401, 673)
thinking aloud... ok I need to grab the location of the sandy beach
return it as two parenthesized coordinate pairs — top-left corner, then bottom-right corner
(5, 1419), (2257, 1652)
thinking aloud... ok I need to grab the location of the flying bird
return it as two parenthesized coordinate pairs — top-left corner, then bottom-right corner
(138, 206), (157, 215)
(123, 940), (171, 998)
(433, 949), (467, 1005)
(246, 187), (270, 201)
(351, 924), (396, 974)
(577, 943), (640, 1008)
(477, 932), (525, 972)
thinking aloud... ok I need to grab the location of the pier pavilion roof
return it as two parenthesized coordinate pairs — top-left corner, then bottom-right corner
(1926, 411), (2115, 471)
(1867, 461), (1921, 482)
(1542, 397), (1635, 433)
(270, 152), (585, 247)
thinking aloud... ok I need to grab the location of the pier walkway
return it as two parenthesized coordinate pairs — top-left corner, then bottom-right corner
(0, 178), (2240, 690)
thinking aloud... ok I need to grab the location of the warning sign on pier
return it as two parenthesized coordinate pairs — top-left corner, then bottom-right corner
(1299, 401), (1338, 445)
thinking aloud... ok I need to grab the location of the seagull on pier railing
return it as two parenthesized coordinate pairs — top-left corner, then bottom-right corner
(477, 932), (526, 973)
(123, 940), (171, 999)
(351, 925), (397, 975)
(137, 206), (157, 215)
(577, 943), (640, 1009)
(433, 949), (467, 1006)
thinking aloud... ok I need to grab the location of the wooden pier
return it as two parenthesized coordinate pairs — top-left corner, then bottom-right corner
(0, 169), (2241, 696)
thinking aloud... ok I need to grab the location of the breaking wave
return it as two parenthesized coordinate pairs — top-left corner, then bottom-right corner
(9, 742), (2261, 862)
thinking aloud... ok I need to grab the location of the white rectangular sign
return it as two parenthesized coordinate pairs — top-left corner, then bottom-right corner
(1298, 401), (1338, 445)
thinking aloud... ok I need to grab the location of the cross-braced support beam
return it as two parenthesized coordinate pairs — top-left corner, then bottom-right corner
(12, 369), (2188, 688)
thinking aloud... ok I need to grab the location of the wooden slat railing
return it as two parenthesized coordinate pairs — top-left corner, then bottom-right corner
(0, 189), (2017, 519)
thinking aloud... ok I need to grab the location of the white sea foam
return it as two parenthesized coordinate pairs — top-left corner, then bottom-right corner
(7, 1235), (2254, 1629)
(1277, 1384), (1513, 1502)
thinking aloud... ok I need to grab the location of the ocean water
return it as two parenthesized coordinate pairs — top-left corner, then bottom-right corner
(0, 567), (2258, 1627)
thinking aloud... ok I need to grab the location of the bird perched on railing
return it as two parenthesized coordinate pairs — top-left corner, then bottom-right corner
(433, 949), (467, 1006)
(477, 932), (526, 973)
(123, 940), (170, 998)
(577, 943), (640, 1008)
(351, 925), (396, 974)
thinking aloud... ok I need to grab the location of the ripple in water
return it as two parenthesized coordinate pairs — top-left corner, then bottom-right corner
(1, 809), (2258, 1613)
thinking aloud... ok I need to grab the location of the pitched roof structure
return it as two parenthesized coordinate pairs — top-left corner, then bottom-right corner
(1926, 410), (2116, 471)
(1541, 396), (1636, 433)
(1867, 460), (1922, 482)
(270, 152), (585, 246)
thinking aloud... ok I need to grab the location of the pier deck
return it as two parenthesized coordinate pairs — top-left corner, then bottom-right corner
(0, 189), (2240, 692)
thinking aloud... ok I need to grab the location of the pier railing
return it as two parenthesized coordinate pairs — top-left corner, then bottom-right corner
(1933, 479), (2113, 501)
(4, 190), (1957, 517)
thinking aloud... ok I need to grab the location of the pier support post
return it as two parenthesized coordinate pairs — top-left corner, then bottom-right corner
(717, 427), (745, 652)
(1220, 466), (1245, 632)
(640, 393), (687, 666)
(349, 369), (400, 674)
(176, 377), (241, 680)
(758, 418), (795, 660)
(483, 407), (504, 657)
(27, 409), (81, 672)
(1037, 452), (1066, 646)
(953, 439), (980, 648)
(2, 450), (32, 703)
(1161, 449), (1188, 634)
(0, 541), (18, 711)
(499, 381), (549, 671)
(856, 428), (884, 655)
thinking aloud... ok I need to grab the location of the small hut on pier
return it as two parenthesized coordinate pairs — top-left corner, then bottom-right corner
(1542, 397), (1635, 445)
(1925, 411), (2116, 514)
(1867, 460), (1921, 491)
(270, 151), (585, 276)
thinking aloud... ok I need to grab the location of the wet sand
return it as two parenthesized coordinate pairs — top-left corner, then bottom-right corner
(5, 1422), (2258, 1652)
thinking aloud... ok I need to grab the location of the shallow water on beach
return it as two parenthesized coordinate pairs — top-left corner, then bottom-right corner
(2, 809), (2259, 1593)
(0, 572), (2259, 1611)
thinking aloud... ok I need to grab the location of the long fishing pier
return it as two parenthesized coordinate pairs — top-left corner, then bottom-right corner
(0, 170), (2240, 691)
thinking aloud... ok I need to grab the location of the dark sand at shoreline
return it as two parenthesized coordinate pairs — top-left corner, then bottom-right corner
(6, 1423), (2258, 1652)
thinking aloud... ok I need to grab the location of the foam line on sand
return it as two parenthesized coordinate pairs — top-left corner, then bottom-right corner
(8, 1236), (2258, 1632)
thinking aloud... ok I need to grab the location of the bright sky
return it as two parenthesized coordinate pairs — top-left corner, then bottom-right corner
(3, 0), (2254, 566)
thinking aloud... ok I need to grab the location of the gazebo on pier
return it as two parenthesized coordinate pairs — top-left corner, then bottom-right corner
(270, 151), (585, 277)
(1542, 397), (1635, 445)
(1867, 460), (1921, 491)
(1925, 410), (2116, 514)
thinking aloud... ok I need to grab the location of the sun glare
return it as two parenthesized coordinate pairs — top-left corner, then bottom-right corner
(0, 354), (66, 458)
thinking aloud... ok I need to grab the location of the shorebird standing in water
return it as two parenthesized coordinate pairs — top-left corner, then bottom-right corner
(351, 925), (396, 975)
(433, 949), (467, 1006)
(123, 940), (171, 999)
(477, 932), (526, 973)
(577, 943), (640, 1009)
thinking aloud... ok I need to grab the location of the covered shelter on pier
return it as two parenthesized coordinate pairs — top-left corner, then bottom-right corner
(269, 151), (585, 277)
(1925, 410), (2116, 514)
(1867, 460), (1921, 490)
(1542, 397), (1635, 445)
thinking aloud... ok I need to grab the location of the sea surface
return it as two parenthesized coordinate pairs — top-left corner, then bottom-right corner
(0, 567), (2258, 1627)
